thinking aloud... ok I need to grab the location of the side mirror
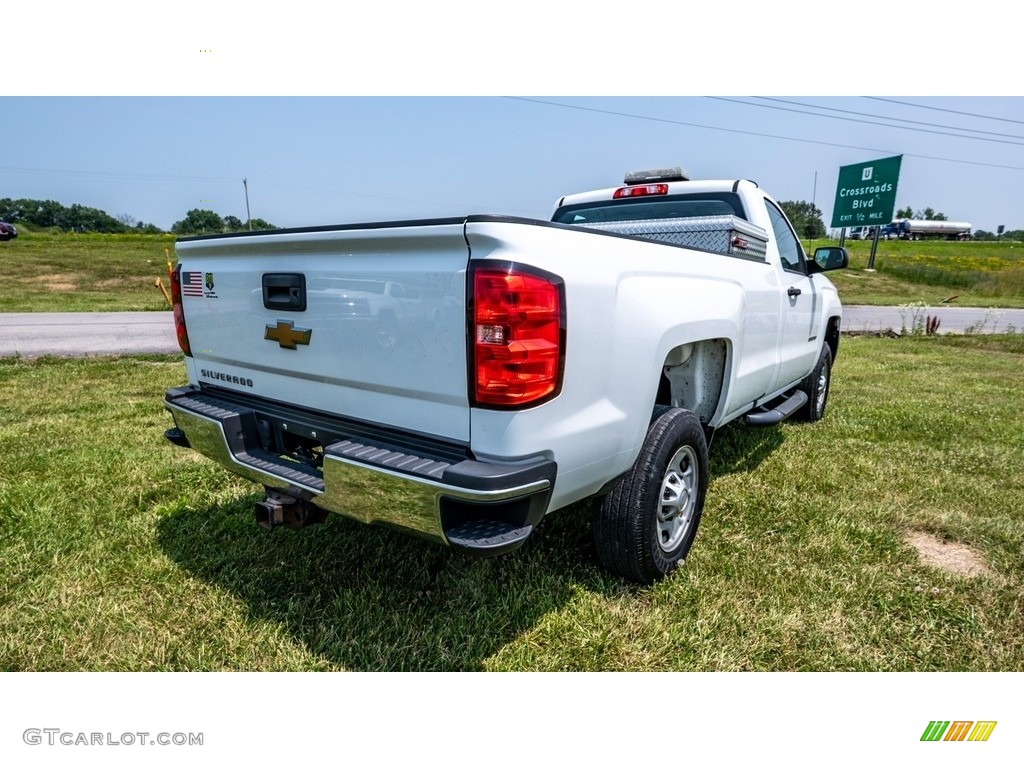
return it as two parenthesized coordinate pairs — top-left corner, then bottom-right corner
(810, 246), (848, 272)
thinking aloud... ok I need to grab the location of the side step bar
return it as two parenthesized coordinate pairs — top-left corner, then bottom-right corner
(744, 389), (808, 427)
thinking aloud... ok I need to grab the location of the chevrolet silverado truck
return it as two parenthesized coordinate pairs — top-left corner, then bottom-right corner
(163, 168), (847, 583)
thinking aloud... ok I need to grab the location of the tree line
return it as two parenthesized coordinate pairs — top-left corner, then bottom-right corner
(780, 200), (827, 239)
(169, 209), (275, 235)
(895, 206), (947, 221)
(0, 198), (276, 235)
(0, 197), (163, 234)
(780, 200), (1023, 241)
(2, 195), (1018, 241)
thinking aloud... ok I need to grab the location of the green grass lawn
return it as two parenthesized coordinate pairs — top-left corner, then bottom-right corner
(817, 238), (1024, 308)
(2, 229), (1024, 312)
(0, 230), (176, 312)
(1, 337), (1021, 671)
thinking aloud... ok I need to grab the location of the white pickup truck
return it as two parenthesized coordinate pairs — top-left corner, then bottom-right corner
(164, 168), (847, 583)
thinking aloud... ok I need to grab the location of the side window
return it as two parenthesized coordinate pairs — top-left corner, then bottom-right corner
(764, 202), (806, 273)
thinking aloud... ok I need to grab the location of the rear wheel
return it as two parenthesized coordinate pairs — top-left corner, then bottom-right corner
(594, 407), (708, 584)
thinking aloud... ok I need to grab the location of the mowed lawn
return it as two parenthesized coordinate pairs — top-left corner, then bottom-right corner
(0, 231), (176, 312)
(2, 229), (1024, 311)
(1, 336), (1021, 671)
(826, 238), (1024, 308)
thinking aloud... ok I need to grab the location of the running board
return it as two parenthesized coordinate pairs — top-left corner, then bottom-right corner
(744, 390), (808, 427)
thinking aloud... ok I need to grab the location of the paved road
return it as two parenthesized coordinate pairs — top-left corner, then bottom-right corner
(2, 307), (1023, 358)
(843, 305), (1024, 335)
(1, 312), (177, 358)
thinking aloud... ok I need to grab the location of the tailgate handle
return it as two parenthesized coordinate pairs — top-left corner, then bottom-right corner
(262, 273), (307, 312)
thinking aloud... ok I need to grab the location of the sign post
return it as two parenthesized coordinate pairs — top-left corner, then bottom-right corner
(831, 156), (902, 270)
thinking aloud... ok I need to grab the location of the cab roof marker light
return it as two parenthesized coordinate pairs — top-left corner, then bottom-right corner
(623, 167), (690, 184)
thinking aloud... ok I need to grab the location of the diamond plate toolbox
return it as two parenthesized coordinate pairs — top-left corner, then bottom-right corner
(574, 214), (769, 261)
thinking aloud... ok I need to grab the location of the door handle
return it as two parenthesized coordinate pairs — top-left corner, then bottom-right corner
(262, 273), (307, 311)
(787, 286), (802, 298)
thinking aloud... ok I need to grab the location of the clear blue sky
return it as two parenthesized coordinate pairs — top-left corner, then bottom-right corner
(2, 6), (1022, 234)
(3, 96), (1023, 234)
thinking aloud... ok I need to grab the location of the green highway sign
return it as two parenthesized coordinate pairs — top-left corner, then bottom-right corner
(831, 155), (902, 228)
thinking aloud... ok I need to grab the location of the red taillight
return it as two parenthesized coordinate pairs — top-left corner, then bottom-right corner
(612, 183), (669, 199)
(472, 266), (564, 408)
(170, 264), (192, 357)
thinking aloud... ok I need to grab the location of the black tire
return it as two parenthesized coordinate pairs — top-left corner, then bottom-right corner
(794, 344), (832, 422)
(594, 407), (708, 584)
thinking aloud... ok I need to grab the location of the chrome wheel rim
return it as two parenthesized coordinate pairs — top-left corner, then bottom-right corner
(657, 445), (699, 553)
(816, 361), (830, 414)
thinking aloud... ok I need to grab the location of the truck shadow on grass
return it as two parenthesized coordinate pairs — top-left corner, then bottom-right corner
(710, 423), (786, 477)
(155, 496), (594, 671)
(154, 424), (786, 671)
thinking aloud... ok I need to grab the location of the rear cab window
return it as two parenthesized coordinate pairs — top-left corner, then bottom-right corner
(552, 192), (748, 225)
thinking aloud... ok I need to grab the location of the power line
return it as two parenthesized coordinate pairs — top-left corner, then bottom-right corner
(751, 96), (1024, 141)
(708, 96), (1024, 147)
(504, 97), (1024, 173)
(0, 170), (535, 218)
(0, 165), (239, 185)
(0, 166), (539, 217)
(506, 96), (897, 150)
(864, 97), (1024, 126)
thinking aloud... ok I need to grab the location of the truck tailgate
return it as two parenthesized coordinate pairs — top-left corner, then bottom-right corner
(175, 222), (471, 442)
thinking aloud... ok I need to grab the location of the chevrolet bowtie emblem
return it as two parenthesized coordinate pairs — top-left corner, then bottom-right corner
(265, 320), (312, 349)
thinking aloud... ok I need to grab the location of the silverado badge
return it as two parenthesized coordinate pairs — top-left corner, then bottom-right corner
(265, 320), (312, 350)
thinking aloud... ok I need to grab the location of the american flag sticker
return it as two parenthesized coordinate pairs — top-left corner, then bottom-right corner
(182, 271), (205, 297)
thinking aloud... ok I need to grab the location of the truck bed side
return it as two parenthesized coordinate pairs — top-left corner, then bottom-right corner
(462, 217), (781, 511)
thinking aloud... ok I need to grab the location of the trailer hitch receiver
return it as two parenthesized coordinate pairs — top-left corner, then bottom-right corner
(255, 490), (326, 531)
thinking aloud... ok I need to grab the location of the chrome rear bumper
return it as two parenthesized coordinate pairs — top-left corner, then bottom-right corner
(164, 386), (555, 554)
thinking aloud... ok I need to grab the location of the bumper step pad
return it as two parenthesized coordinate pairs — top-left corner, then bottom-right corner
(445, 519), (534, 554)
(165, 390), (325, 492)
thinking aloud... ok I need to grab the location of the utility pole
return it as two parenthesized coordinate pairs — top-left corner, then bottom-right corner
(811, 171), (818, 248)
(243, 178), (252, 231)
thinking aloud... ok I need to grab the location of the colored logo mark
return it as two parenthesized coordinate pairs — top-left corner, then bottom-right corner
(182, 271), (205, 297)
(921, 721), (997, 742)
(264, 320), (312, 350)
